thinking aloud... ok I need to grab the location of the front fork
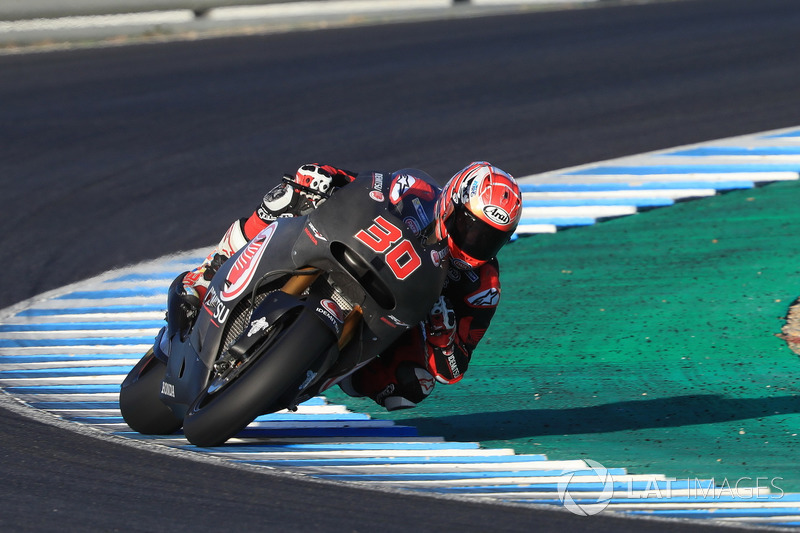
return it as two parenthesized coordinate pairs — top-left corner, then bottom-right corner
(281, 267), (362, 349)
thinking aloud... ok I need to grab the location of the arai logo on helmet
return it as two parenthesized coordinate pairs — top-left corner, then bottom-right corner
(483, 205), (510, 225)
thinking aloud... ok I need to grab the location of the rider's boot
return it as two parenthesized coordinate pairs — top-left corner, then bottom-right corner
(152, 272), (202, 362)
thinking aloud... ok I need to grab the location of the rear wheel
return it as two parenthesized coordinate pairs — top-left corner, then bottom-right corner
(182, 309), (336, 447)
(119, 349), (183, 435)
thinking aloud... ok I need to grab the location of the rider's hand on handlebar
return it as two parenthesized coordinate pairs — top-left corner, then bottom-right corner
(293, 164), (334, 207)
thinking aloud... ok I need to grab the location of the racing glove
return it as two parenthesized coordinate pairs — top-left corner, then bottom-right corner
(425, 296), (456, 348)
(424, 296), (470, 384)
(292, 164), (335, 209)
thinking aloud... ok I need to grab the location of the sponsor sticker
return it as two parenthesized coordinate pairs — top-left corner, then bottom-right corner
(203, 286), (230, 325)
(372, 172), (384, 190)
(160, 381), (175, 398)
(390, 174), (416, 204)
(320, 299), (344, 322)
(412, 198), (430, 228)
(308, 222), (327, 241)
(430, 247), (450, 267)
(417, 371), (435, 394)
(247, 317), (270, 337)
(483, 205), (510, 225)
(467, 287), (500, 307)
(316, 299), (344, 334)
(451, 257), (473, 270)
(404, 216), (420, 236)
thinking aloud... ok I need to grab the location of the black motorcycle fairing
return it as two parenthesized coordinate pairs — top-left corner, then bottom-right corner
(303, 173), (448, 341)
(143, 172), (449, 435)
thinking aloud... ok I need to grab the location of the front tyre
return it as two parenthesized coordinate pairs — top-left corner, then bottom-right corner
(182, 310), (336, 447)
(119, 349), (183, 435)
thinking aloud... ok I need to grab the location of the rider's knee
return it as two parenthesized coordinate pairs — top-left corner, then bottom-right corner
(343, 360), (436, 411)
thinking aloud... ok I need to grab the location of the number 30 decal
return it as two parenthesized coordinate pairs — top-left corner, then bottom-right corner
(355, 216), (422, 280)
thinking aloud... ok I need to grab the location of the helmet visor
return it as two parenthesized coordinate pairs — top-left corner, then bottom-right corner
(445, 207), (514, 262)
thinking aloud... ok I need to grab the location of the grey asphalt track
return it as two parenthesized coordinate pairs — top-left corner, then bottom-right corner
(1, 0), (799, 530)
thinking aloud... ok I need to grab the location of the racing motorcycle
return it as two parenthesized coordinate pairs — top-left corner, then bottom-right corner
(119, 170), (449, 447)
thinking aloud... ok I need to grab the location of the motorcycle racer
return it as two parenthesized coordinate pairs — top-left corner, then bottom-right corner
(159, 161), (522, 411)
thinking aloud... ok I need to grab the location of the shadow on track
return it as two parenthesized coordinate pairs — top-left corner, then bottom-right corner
(402, 394), (800, 441)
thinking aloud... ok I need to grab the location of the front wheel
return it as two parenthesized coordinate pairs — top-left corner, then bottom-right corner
(182, 310), (336, 447)
(119, 349), (183, 435)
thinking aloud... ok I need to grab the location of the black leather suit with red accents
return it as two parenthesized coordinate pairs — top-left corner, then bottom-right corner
(348, 258), (500, 410)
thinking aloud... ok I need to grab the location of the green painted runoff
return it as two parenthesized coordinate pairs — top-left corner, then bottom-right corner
(324, 179), (800, 491)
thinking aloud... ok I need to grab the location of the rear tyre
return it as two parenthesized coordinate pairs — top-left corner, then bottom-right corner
(119, 349), (183, 435)
(182, 310), (335, 447)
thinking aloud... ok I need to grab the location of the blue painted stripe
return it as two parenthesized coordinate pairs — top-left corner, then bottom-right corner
(668, 146), (800, 157)
(547, 494), (800, 505)
(31, 401), (120, 409)
(163, 256), (206, 265)
(413, 484), (582, 493)
(298, 397), (326, 406)
(84, 424), (416, 440)
(0, 366), (131, 377)
(56, 288), (166, 299)
(5, 385), (121, 393)
(518, 217), (595, 226)
(47, 416), (127, 423)
(0, 321), (163, 332)
(518, 182), (749, 192)
(253, 413), (370, 421)
(417, 479), (716, 493)
(0, 354), (140, 363)
(522, 198), (672, 207)
(624, 508), (800, 518)
(230, 427), (419, 438)
(15, 305), (165, 316)
(567, 164), (800, 175)
(27, 397), (325, 410)
(316, 468), (629, 482)
(180, 442), (481, 451)
(0, 337), (153, 348)
(238, 455), (549, 467)
(107, 272), (183, 282)
(57, 414), (388, 426)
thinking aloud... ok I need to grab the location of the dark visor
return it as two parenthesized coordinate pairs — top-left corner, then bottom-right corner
(445, 207), (514, 262)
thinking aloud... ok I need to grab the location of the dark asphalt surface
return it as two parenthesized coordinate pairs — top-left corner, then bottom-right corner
(1, 0), (799, 530)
